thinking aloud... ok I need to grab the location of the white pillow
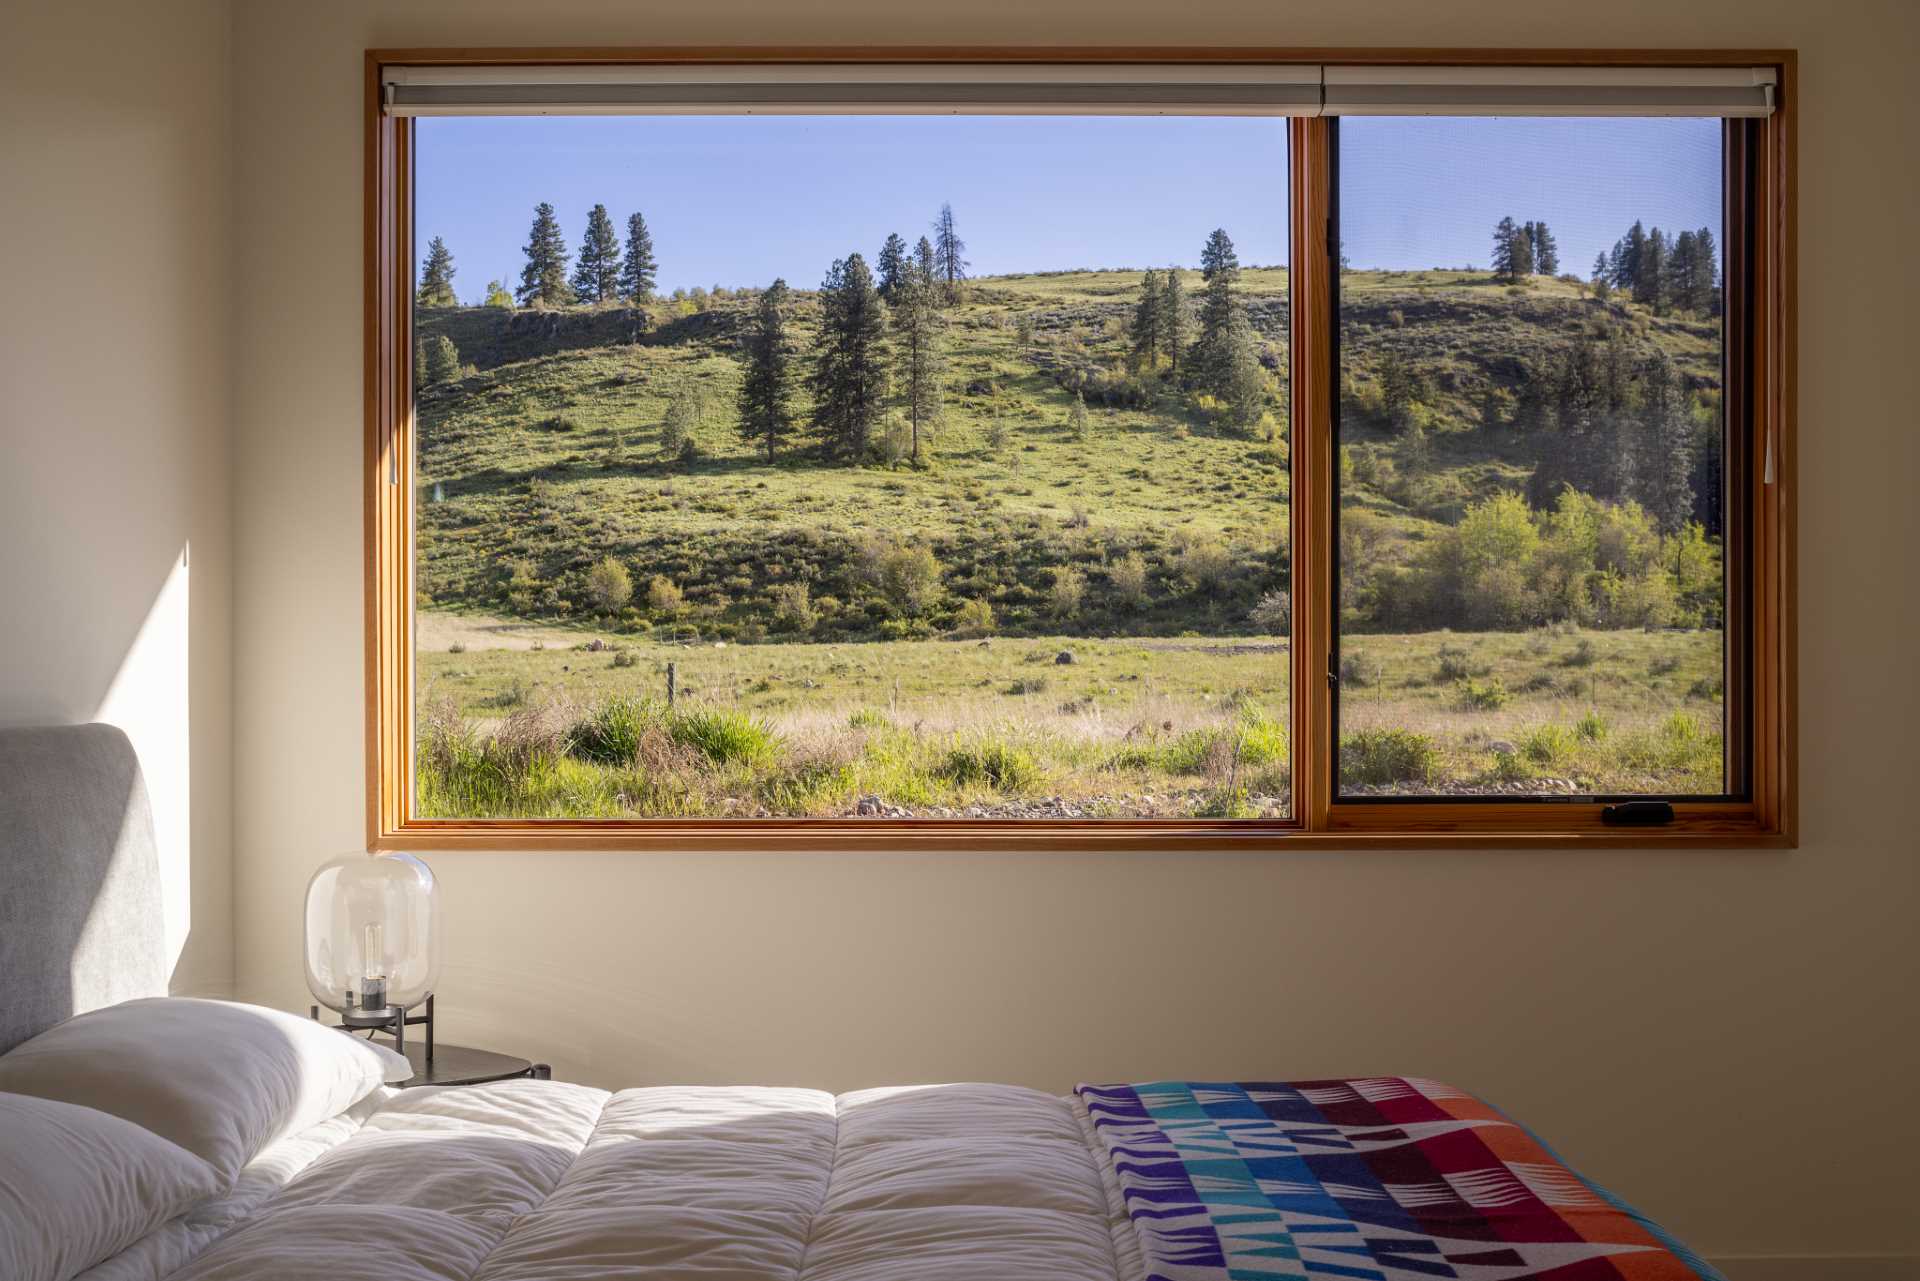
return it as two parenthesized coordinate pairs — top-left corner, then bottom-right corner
(0, 998), (410, 1186)
(0, 1092), (222, 1281)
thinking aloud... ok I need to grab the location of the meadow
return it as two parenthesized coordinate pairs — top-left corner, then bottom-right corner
(412, 265), (1726, 817)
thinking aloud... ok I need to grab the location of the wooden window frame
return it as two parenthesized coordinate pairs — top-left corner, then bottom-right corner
(366, 46), (1795, 852)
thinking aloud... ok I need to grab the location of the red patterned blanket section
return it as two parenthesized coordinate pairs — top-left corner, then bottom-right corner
(1076, 1079), (1721, 1281)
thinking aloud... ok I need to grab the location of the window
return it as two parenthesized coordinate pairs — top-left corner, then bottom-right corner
(1333, 116), (1733, 800)
(366, 53), (1794, 849)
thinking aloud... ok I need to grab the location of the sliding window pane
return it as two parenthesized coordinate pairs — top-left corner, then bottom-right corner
(412, 116), (1290, 820)
(1335, 117), (1727, 798)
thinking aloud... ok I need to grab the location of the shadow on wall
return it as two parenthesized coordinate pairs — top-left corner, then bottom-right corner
(0, 722), (170, 1054)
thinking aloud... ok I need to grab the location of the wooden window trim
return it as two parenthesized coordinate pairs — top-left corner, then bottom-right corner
(366, 47), (1796, 852)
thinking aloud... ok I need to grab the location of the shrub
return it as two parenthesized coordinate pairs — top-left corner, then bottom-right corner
(1108, 551), (1150, 610)
(877, 543), (942, 616)
(769, 582), (817, 633)
(1249, 589), (1291, 636)
(585, 557), (634, 614)
(1436, 645), (1475, 682)
(1456, 676), (1510, 711)
(610, 648), (638, 668)
(660, 391), (700, 456)
(938, 742), (1039, 792)
(447, 641), (466, 654)
(1340, 728), (1437, 786)
(1521, 723), (1577, 768)
(1049, 566), (1086, 618)
(1175, 537), (1233, 591)
(847, 708), (888, 730)
(647, 575), (683, 613)
(1575, 711), (1608, 741)
(669, 707), (778, 766)
(1561, 637), (1596, 667)
(1008, 675), (1048, 696)
(569, 697), (659, 766)
(1339, 652), (1382, 688)
(950, 597), (995, 638)
(424, 335), (461, 385)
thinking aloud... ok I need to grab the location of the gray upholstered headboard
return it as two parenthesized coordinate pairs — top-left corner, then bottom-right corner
(0, 723), (167, 1054)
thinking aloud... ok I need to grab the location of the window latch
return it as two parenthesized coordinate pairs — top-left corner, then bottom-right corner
(1600, 800), (1675, 826)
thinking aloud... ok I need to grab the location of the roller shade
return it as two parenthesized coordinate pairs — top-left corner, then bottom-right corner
(381, 63), (1325, 117)
(1321, 65), (1775, 117)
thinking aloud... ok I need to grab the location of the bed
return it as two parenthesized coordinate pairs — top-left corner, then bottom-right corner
(0, 725), (1723, 1281)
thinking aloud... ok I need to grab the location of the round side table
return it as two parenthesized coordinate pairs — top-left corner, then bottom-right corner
(400, 1042), (551, 1087)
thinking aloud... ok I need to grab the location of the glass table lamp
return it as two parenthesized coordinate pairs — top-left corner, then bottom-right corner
(304, 852), (441, 1054)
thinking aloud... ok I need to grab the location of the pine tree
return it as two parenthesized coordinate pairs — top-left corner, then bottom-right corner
(1693, 226), (1720, 315)
(417, 236), (457, 306)
(1492, 217), (1520, 283)
(1199, 228), (1240, 282)
(913, 236), (937, 287)
(1532, 221), (1560, 275)
(1592, 250), (1611, 283)
(1641, 227), (1670, 314)
(1522, 222), (1539, 272)
(809, 253), (890, 461)
(1192, 230), (1245, 387)
(1511, 224), (1536, 279)
(1069, 391), (1090, 443)
(516, 203), (572, 307)
(1638, 349), (1694, 533)
(570, 204), (621, 304)
(876, 233), (908, 301)
(1215, 310), (1268, 432)
(618, 212), (657, 303)
(891, 273), (947, 465)
(1620, 221), (1648, 295)
(931, 204), (968, 303)
(1669, 229), (1701, 313)
(736, 279), (796, 463)
(1159, 268), (1191, 375)
(1130, 269), (1163, 369)
(425, 334), (461, 385)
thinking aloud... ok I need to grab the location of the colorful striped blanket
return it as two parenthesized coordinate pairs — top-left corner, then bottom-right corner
(1076, 1080), (1722, 1281)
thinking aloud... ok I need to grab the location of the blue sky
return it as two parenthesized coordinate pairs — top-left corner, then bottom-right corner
(415, 115), (1720, 301)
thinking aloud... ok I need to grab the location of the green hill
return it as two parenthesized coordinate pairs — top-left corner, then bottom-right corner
(413, 266), (1719, 646)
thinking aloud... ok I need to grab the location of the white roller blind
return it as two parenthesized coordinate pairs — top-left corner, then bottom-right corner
(381, 63), (1325, 117)
(1322, 65), (1775, 117)
(383, 62), (1777, 119)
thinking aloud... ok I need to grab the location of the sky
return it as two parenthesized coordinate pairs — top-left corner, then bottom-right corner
(415, 114), (1721, 302)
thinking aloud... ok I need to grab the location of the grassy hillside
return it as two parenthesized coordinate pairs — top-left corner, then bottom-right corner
(414, 267), (1715, 643)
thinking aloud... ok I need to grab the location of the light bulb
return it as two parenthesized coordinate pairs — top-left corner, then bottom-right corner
(363, 921), (387, 981)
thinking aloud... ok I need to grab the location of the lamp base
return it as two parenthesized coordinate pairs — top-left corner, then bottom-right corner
(310, 992), (435, 1063)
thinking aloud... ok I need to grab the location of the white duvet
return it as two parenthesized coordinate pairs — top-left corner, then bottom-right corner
(79, 1081), (1146, 1281)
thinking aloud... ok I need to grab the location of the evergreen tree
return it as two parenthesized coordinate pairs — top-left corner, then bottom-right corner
(618, 212), (657, 303)
(1215, 310), (1268, 432)
(1492, 216), (1521, 283)
(931, 203), (968, 303)
(913, 236), (937, 286)
(1159, 268), (1190, 375)
(809, 253), (890, 461)
(891, 273), (947, 465)
(1192, 230), (1245, 386)
(1532, 221), (1560, 275)
(1378, 351), (1421, 433)
(660, 390), (700, 458)
(1637, 349), (1694, 533)
(1668, 229), (1702, 313)
(425, 334), (461, 385)
(876, 233), (908, 301)
(1130, 269), (1164, 368)
(1592, 250), (1611, 283)
(1693, 226), (1721, 315)
(1070, 391), (1090, 443)
(570, 204), (621, 304)
(736, 279), (796, 463)
(516, 202), (572, 307)
(1641, 227), (1670, 314)
(417, 236), (457, 306)
(1522, 222), (1539, 272)
(1199, 228), (1240, 282)
(1619, 221), (1648, 295)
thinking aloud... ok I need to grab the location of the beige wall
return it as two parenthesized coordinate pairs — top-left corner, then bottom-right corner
(220, 0), (1917, 1272)
(0, 0), (234, 998)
